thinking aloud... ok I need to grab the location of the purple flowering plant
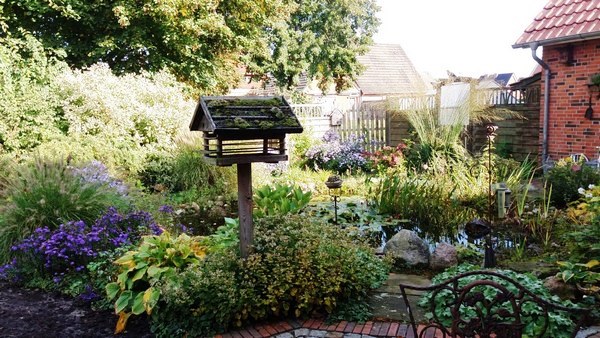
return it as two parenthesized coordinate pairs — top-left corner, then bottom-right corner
(71, 160), (129, 196)
(3, 207), (162, 289)
(303, 130), (369, 174)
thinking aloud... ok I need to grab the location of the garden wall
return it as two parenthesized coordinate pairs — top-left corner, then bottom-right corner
(542, 39), (600, 160)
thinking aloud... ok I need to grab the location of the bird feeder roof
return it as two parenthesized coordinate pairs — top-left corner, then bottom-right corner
(190, 95), (303, 138)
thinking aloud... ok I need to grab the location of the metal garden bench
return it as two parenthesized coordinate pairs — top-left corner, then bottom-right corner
(399, 270), (592, 338)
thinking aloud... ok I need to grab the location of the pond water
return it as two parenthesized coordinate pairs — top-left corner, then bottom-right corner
(303, 197), (523, 253)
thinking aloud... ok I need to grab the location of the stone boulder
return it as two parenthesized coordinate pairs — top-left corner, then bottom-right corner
(383, 230), (430, 267)
(543, 275), (577, 300)
(430, 243), (458, 271)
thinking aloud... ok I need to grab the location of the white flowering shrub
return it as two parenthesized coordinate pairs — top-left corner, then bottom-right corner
(1, 44), (196, 174)
(53, 63), (195, 173)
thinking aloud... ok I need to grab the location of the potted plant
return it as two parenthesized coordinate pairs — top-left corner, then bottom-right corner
(325, 175), (343, 189)
(590, 73), (600, 86)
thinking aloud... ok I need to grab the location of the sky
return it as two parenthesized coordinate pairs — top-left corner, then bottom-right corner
(374, 0), (549, 80)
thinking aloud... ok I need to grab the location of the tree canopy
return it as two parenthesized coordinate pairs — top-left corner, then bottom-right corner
(266, 0), (380, 93)
(0, 0), (379, 94)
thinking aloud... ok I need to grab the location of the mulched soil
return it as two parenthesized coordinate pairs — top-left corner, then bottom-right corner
(0, 282), (154, 338)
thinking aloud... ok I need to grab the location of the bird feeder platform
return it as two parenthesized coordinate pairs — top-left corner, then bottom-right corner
(190, 96), (303, 166)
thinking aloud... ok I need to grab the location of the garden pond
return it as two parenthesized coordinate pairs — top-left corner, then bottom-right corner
(302, 197), (528, 256)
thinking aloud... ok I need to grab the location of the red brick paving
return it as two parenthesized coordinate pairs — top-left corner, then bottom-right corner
(361, 321), (373, 335)
(221, 318), (466, 337)
(335, 320), (347, 332)
(352, 323), (364, 334)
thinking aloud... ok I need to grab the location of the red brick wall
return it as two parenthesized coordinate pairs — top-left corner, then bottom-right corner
(541, 39), (600, 162)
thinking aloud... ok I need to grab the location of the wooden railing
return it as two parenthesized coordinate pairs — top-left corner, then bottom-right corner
(290, 104), (326, 118)
(395, 86), (541, 111)
(484, 86), (541, 106)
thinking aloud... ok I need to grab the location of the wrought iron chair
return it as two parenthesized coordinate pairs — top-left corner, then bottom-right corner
(399, 270), (591, 338)
(570, 153), (589, 164)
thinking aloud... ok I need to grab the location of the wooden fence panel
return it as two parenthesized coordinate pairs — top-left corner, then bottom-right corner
(338, 105), (388, 153)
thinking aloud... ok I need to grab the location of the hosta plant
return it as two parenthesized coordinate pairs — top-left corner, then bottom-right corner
(105, 232), (207, 333)
(253, 183), (311, 217)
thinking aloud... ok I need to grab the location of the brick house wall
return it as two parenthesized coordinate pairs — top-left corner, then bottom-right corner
(542, 39), (600, 161)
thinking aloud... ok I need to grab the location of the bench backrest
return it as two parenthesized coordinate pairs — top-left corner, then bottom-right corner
(399, 270), (591, 338)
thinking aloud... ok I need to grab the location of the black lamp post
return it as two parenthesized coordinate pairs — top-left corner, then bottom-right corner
(325, 175), (343, 225)
(484, 124), (498, 268)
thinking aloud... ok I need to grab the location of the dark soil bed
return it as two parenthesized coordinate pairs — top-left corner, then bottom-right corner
(0, 282), (153, 338)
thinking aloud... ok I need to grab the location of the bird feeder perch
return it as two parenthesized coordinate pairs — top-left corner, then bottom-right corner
(189, 96), (303, 257)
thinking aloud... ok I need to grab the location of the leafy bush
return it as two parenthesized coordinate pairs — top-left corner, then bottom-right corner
(303, 130), (369, 174)
(0, 35), (68, 155)
(253, 183), (312, 217)
(420, 264), (583, 338)
(106, 232), (207, 333)
(288, 131), (314, 166)
(546, 159), (600, 209)
(151, 215), (389, 337)
(2, 60), (194, 174)
(0, 159), (129, 262)
(139, 144), (236, 198)
(52, 63), (193, 173)
(151, 250), (249, 337)
(364, 143), (407, 175)
(562, 184), (600, 261)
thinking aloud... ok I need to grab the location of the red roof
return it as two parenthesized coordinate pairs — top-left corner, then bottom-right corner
(513, 0), (600, 48)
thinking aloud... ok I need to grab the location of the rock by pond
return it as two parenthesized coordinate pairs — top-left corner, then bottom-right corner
(430, 242), (458, 271)
(383, 229), (430, 267)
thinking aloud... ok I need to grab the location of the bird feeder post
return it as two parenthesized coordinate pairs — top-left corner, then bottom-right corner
(237, 162), (253, 258)
(189, 95), (303, 259)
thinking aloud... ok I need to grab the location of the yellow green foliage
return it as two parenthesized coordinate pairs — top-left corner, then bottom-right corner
(106, 232), (206, 333)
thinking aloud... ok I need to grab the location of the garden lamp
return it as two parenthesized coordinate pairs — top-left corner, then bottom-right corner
(325, 175), (343, 225)
(485, 124), (498, 268)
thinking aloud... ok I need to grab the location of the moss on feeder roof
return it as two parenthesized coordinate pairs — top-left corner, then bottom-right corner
(190, 96), (303, 135)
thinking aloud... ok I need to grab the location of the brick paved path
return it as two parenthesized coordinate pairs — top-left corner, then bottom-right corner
(215, 319), (600, 338)
(215, 318), (445, 338)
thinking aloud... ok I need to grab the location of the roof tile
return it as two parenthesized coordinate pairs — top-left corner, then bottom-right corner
(514, 0), (600, 47)
(355, 44), (425, 96)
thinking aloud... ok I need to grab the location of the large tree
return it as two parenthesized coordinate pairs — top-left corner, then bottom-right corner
(1, 0), (379, 94)
(1, 0), (290, 94)
(264, 0), (380, 93)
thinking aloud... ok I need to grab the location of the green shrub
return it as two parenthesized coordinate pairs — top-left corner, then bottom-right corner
(0, 158), (128, 262)
(2, 60), (195, 174)
(151, 250), (249, 337)
(139, 145), (236, 199)
(562, 184), (600, 261)
(151, 215), (389, 337)
(246, 216), (389, 318)
(420, 264), (582, 338)
(0, 35), (68, 155)
(546, 160), (600, 209)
